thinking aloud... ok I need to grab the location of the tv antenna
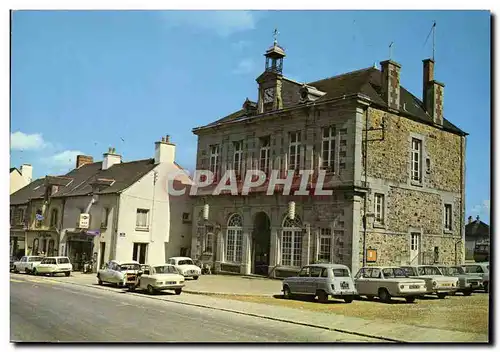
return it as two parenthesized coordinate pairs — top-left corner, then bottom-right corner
(423, 20), (437, 60)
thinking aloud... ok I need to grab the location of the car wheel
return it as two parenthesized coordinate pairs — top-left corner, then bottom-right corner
(283, 285), (292, 299)
(65, 272), (70, 277)
(25, 268), (30, 274)
(437, 293), (447, 299)
(405, 296), (416, 303)
(13, 266), (18, 273)
(463, 289), (472, 296)
(33, 269), (38, 276)
(365, 295), (375, 301)
(193, 276), (199, 280)
(147, 285), (155, 295)
(317, 290), (329, 303)
(344, 297), (353, 303)
(378, 288), (391, 303)
(484, 282), (489, 293)
(97, 275), (103, 285)
(175, 288), (182, 295)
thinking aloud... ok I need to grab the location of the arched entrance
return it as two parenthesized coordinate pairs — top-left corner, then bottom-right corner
(252, 212), (271, 275)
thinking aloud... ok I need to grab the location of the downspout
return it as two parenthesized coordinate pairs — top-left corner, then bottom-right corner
(111, 195), (120, 260)
(362, 107), (369, 267)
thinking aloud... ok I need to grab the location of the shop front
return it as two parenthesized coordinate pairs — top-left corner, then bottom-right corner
(24, 231), (59, 257)
(65, 231), (99, 271)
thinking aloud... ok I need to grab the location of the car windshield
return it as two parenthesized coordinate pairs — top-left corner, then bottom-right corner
(464, 265), (483, 274)
(418, 266), (441, 275)
(178, 259), (194, 265)
(446, 267), (465, 275)
(58, 258), (70, 264)
(331, 268), (350, 277)
(29, 257), (43, 262)
(383, 268), (408, 278)
(401, 267), (417, 276)
(119, 263), (140, 271)
(154, 266), (178, 274)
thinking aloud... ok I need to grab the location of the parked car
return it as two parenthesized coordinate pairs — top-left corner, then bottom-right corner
(463, 262), (489, 293)
(129, 264), (185, 295)
(12, 256), (44, 274)
(10, 256), (17, 271)
(35, 256), (72, 276)
(168, 257), (202, 280)
(437, 265), (482, 296)
(282, 264), (357, 303)
(400, 265), (458, 299)
(354, 266), (427, 303)
(97, 260), (142, 288)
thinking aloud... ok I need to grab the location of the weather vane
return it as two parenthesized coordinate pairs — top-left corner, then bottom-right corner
(273, 28), (279, 45)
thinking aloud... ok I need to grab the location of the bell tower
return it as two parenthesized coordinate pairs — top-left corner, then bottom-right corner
(257, 29), (286, 114)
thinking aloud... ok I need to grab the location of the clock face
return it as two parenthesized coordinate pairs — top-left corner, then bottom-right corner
(263, 88), (275, 103)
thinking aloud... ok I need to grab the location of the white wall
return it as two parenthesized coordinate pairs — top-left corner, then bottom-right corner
(10, 171), (28, 195)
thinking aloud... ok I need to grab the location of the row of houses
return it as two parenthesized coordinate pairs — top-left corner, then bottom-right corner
(10, 38), (468, 277)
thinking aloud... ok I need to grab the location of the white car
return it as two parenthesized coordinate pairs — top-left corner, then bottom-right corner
(131, 264), (185, 295)
(12, 256), (44, 274)
(463, 263), (490, 292)
(400, 265), (458, 299)
(35, 256), (72, 277)
(282, 264), (358, 303)
(354, 266), (427, 303)
(97, 260), (142, 288)
(168, 257), (201, 280)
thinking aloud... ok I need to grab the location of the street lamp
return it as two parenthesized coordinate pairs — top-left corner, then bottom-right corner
(288, 201), (295, 220)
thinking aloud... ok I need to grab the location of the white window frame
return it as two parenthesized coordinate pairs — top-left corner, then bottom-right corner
(318, 228), (332, 262)
(444, 204), (452, 231)
(135, 209), (150, 230)
(209, 145), (219, 178)
(233, 141), (243, 177)
(288, 131), (301, 171)
(374, 193), (385, 225)
(281, 215), (303, 267)
(226, 214), (243, 263)
(321, 126), (335, 171)
(411, 138), (422, 182)
(260, 136), (270, 175)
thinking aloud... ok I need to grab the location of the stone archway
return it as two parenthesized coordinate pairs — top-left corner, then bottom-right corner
(252, 212), (271, 275)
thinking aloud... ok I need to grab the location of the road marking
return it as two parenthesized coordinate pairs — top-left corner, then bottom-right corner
(10, 279), (24, 283)
(25, 277), (61, 284)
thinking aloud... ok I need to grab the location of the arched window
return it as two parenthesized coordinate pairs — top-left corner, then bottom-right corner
(281, 215), (303, 267)
(47, 239), (55, 256)
(226, 214), (243, 263)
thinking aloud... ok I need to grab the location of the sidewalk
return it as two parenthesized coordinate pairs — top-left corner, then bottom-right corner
(33, 272), (488, 342)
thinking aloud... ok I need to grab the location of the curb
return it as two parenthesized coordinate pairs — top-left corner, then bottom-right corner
(182, 289), (274, 297)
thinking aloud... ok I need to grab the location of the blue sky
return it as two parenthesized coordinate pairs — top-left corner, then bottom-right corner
(10, 10), (490, 222)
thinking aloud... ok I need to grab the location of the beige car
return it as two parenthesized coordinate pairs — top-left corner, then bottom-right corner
(354, 266), (427, 303)
(401, 265), (458, 299)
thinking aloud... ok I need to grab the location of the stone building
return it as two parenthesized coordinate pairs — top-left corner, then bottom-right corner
(190, 38), (467, 278)
(465, 216), (490, 259)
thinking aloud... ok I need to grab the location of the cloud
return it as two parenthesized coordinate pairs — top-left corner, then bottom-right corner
(10, 131), (48, 150)
(43, 150), (85, 169)
(470, 199), (490, 218)
(232, 40), (252, 51)
(161, 10), (256, 36)
(232, 58), (257, 75)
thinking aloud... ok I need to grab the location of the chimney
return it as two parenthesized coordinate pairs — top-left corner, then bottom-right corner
(154, 136), (176, 164)
(76, 155), (94, 169)
(422, 59), (444, 126)
(20, 164), (33, 184)
(468, 216), (473, 224)
(380, 60), (401, 111)
(102, 147), (122, 170)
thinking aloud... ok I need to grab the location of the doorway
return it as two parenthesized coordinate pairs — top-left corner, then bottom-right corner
(133, 243), (148, 264)
(410, 233), (421, 265)
(252, 212), (271, 276)
(99, 242), (106, 269)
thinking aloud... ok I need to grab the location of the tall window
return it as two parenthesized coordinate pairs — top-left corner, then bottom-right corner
(101, 207), (110, 228)
(281, 215), (303, 267)
(50, 209), (58, 227)
(209, 145), (219, 177)
(289, 131), (301, 171)
(18, 208), (24, 225)
(136, 209), (149, 229)
(321, 126), (336, 171)
(32, 238), (39, 255)
(47, 239), (55, 256)
(444, 204), (452, 230)
(260, 136), (271, 175)
(411, 138), (422, 182)
(205, 233), (214, 254)
(226, 214), (243, 263)
(233, 141), (243, 177)
(374, 193), (385, 224)
(318, 228), (332, 262)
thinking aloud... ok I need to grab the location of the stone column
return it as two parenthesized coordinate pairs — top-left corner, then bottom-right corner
(351, 195), (363, 275)
(269, 225), (279, 270)
(313, 228), (319, 262)
(302, 223), (311, 266)
(214, 227), (225, 273)
(241, 226), (252, 275)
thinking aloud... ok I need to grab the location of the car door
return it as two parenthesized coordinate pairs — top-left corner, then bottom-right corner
(18, 256), (27, 271)
(310, 267), (326, 294)
(354, 268), (368, 294)
(293, 267), (310, 294)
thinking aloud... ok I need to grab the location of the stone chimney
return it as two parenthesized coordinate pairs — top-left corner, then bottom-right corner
(20, 164), (32, 183)
(468, 216), (473, 224)
(380, 60), (401, 111)
(102, 147), (122, 170)
(76, 155), (94, 169)
(422, 58), (444, 126)
(154, 135), (176, 164)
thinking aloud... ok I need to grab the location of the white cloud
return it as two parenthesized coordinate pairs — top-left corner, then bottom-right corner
(232, 58), (256, 75)
(43, 150), (85, 169)
(162, 10), (256, 36)
(10, 131), (47, 150)
(470, 199), (490, 218)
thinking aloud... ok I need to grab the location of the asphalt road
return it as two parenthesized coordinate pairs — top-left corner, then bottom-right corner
(10, 276), (375, 342)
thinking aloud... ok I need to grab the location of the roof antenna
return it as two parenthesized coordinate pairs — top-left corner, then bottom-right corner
(389, 41), (394, 60)
(423, 20), (437, 60)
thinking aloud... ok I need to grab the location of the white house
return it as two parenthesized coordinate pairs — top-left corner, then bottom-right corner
(10, 164), (32, 194)
(10, 137), (193, 270)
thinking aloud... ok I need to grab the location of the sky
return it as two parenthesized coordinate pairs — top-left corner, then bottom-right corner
(10, 10), (491, 223)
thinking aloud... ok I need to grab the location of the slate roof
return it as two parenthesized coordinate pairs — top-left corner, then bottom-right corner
(194, 67), (466, 136)
(10, 158), (159, 205)
(10, 167), (19, 174)
(465, 218), (490, 239)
